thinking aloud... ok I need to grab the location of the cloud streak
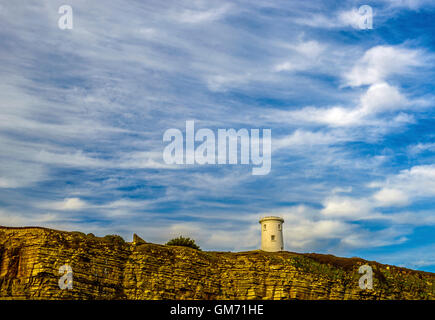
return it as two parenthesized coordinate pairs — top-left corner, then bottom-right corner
(0, 0), (434, 271)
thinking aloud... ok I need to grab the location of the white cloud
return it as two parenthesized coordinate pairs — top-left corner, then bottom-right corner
(42, 198), (87, 211)
(286, 219), (354, 250)
(373, 188), (410, 207)
(407, 142), (435, 155)
(317, 106), (363, 126)
(293, 40), (325, 58)
(37, 197), (157, 215)
(0, 209), (62, 227)
(382, 210), (435, 226)
(267, 81), (414, 128)
(344, 45), (423, 87)
(206, 73), (252, 92)
(321, 196), (373, 219)
(294, 7), (373, 30)
(274, 62), (295, 72)
(319, 164), (435, 222)
(263, 205), (357, 251)
(274, 40), (326, 72)
(34, 149), (173, 170)
(0, 160), (47, 188)
(293, 13), (337, 28)
(340, 227), (409, 247)
(273, 129), (345, 151)
(337, 8), (364, 29)
(382, 0), (435, 10)
(372, 165), (435, 203)
(321, 164), (435, 218)
(176, 3), (232, 24)
(258, 205), (412, 252)
(0, 0), (434, 270)
(359, 82), (408, 113)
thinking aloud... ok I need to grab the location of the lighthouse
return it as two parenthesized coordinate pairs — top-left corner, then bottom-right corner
(259, 216), (284, 252)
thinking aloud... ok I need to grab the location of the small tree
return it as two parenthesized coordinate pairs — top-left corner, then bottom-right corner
(166, 236), (200, 250)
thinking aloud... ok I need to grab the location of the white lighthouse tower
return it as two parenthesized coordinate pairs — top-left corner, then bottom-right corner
(259, 216), (284, 252)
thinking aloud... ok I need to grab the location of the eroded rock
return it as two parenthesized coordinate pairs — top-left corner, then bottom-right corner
(0, 226), (433, 300)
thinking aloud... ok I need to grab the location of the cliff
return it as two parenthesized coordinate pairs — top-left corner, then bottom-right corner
(0, 226), (433, 300)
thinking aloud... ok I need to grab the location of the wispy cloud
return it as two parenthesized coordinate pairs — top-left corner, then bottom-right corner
(0, 0), (434, 271)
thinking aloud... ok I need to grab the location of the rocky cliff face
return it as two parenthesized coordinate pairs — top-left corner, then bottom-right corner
(0, 226), (433, 300)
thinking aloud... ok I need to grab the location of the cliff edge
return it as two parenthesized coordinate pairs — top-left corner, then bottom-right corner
(0, 226), (433, 300)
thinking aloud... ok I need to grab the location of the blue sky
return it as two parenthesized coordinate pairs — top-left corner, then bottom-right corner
(0, 0), (435, 272)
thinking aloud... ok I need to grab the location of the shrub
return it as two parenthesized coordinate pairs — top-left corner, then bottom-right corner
(166, 236), (200, 250)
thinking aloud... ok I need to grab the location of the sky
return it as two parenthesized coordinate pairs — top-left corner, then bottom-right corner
(0, 0), (435, 272)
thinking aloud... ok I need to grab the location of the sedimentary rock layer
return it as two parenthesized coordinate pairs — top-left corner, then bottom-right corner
(0, 226), (433, 299)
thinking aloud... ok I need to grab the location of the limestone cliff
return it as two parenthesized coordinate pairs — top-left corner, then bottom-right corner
(0, 226), (433, 300)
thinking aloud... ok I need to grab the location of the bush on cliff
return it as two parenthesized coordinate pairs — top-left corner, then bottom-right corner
(166, 236), (201, 250)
